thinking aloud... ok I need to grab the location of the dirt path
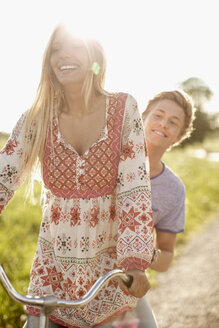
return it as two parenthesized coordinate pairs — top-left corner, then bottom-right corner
(146, 216), (219, 328)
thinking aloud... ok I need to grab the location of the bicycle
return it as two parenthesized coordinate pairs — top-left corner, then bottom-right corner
(0, 264), (133, 328)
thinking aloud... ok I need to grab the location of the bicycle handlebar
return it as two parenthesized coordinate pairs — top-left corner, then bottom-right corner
(0, 264), (132, 309)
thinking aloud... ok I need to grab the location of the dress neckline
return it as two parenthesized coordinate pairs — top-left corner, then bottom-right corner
(56, 95), (109, 158)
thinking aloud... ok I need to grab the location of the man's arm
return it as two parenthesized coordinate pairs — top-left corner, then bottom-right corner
(150, 230), (176, 272)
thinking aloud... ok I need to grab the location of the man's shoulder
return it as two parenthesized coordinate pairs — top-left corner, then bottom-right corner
(151, 165), (185, 197)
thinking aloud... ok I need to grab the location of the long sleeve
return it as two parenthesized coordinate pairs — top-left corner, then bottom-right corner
(0, 113), (27, 214)
(116, 94), (154, 271)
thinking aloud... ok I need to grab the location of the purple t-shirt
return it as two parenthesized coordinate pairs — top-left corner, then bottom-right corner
(151, 164), (185, 233)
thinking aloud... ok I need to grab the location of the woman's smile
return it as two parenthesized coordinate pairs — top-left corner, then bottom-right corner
(59, 64), (80, 71)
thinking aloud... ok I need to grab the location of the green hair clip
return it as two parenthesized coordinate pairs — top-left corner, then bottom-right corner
(91, 61), (101, 75)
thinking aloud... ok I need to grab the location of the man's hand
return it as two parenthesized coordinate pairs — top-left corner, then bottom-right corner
(119, 269), (150, 298)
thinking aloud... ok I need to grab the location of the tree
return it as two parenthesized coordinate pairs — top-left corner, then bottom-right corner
(178, 77), (213, 144)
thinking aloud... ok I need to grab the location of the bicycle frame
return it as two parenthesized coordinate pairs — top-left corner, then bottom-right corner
(0, 265), (132, 328)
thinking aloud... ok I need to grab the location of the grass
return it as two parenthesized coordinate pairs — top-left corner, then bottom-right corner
(0, 181), (42, 328)
(164, 149), (219, 242)
(0, 131), (219, 326)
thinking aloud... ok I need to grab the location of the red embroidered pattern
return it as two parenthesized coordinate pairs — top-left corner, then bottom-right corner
(27, 246), (136, 327)
(1, 139), (18, 155)
(120, 140), (135, 161)
(0, 93), (154, 326)
(43, 94), (127, 198)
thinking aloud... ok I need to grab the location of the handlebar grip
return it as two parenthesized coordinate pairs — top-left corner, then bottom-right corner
(122, 274), (133, 288)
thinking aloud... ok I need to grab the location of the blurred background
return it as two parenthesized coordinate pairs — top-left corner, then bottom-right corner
(0, 0), (219, 133)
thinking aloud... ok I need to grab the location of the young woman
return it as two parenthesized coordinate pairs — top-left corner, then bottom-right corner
(0, 25), (154, 327)
(116, 90), (195, 328)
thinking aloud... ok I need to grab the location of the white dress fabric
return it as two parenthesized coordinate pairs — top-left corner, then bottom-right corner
(0, 93), (154, 327)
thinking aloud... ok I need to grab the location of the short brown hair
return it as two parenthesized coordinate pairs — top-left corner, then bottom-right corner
(142, 89), (195, 146)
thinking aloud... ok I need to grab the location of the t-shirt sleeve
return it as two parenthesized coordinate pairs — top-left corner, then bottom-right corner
(116, 94), (154, 271)
(155, 184), (185, 233)
(0, 113), (28, 214)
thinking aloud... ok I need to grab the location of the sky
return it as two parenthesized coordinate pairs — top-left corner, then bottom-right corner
(0, 0), (219, 133)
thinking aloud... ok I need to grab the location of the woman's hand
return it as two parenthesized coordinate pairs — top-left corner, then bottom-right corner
(119, 269), (150, 298)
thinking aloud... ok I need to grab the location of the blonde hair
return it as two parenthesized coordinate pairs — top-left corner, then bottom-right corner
(142, 89), (195, 147)
(22, 24), (107, 182)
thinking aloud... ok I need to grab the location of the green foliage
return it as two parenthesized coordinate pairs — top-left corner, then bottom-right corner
(202, 130), (219, 152)
(0, 136), (219, 325)
(163, 147), (219, 245)
(179, 76), (215, 145)
(179, 77), (213, 107)
(182, 109), (212, 145)
(0, 134), (9, 150)
(0, 181), (42, 328)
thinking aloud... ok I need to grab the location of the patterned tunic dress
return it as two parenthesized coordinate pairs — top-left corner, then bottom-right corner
(0, 93), (154, 327)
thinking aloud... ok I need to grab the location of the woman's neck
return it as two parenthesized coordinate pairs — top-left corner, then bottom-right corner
(64, 95), (86, 116)
(62, 88), (97, 117)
